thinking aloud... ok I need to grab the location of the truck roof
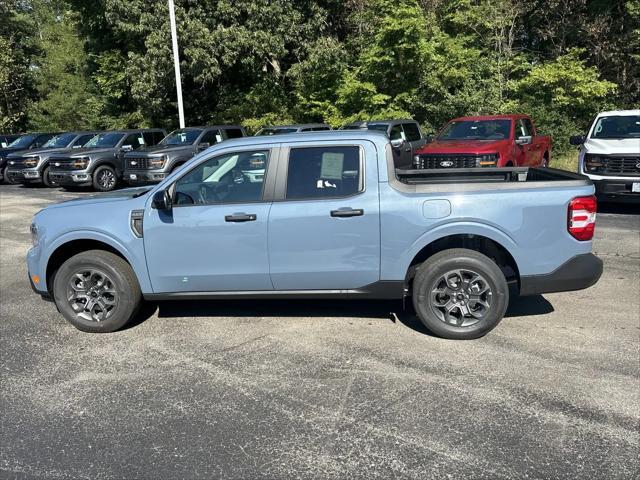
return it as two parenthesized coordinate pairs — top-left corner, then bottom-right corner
(263, 123), (330, 129)
(341, 119), (417, 128)
(594, 109), (640, 117)
(210, 129), (389, 148)
(449, 114), (529, 122)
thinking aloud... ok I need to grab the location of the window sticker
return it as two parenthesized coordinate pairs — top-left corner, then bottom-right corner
(137, 136), (145, 145)
(320, 152), (344, 180)
(1, 142), (7, 148)
(215, 134), (223, 143)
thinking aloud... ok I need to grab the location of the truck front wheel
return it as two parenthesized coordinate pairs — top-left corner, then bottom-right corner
(412, 249), (509, 340)
(93, 165), (118, 191)
(52, 250), (142, 333)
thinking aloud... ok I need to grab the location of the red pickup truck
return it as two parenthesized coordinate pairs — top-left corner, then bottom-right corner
(413, 114), (551, 169)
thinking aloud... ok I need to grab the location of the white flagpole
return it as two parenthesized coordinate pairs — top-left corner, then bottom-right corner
(168, 0), (185, 128)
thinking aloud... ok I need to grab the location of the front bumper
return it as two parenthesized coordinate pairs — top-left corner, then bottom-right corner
(49, 171), (92, 187)
(592, 178), (640, 203)
(27, 245), (50, 297)
(519, 253), (603, 296)
(124, 170), (166, 184)
(6, 168), (42, 184)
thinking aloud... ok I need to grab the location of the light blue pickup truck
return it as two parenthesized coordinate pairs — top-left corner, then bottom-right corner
(28, 131), (602, 339)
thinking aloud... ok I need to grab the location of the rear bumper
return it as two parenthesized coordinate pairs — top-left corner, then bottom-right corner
(49, 171), (92, 187)
(592, 178), (640, 203)
(519, 253), (603, 296)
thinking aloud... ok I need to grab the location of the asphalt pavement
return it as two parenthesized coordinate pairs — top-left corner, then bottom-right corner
(1, 184), (638, 479)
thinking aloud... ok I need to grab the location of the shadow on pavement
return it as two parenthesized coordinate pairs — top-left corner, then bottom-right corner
(128, 294), (554, 336)
(598, 202), (640, 215)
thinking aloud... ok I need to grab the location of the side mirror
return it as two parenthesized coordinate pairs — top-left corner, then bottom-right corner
(122, 144), (133, 152)
(515, 135), (532, 146)
(390, 138), (405, 149)
(569, 135), (585, 146)
(424, 135), (434, 144)
(152, 189), (172, 210)
(197, 142), (210, 151)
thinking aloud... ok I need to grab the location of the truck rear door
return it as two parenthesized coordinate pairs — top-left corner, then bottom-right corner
(267, 141), (381, 290)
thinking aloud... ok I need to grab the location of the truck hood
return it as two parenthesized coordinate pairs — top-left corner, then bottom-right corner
(126, 144), (192, 157)
(45, 186), (151, 210)
(6, 146), (76, 159)
(49, 147), (116, 159)
(0, 147), (22, 158)
(417, 139), (510, 154)
(583, 138), (640, 155)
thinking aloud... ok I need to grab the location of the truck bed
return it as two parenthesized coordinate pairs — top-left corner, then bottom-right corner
(395, 167), (588, 185)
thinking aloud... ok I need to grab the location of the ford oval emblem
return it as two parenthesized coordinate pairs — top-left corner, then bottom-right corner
(131, 161), (137, 166)
(440, 160), (454, 167)
(9, 161), (14, 165)
(54, 162), (60, 167)
(636, 162), (640, 169)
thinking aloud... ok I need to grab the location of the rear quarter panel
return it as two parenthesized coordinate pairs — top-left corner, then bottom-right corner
(378, 182), (595, 281)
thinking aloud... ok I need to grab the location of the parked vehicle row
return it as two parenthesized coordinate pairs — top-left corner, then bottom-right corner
(27, 130), (603, 338)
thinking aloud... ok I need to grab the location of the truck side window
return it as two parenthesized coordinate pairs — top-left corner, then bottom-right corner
(285, 146), (361, 200)
(516, 120), (531, 139)
(200, 130), (220, 145)
(174, 150), (270, 206)
(225, 128), (245, 139)
(402, 123), (421, 141)
(123, 133), (145, 150)
(524, 119), (535, 136)
(389, 125), (404, 141)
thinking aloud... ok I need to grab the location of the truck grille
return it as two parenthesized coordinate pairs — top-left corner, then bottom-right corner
(125, 157), (149, 169)
(414, 154), (498, 169)
(600, 156), (640, 176)
(6, 158), (29, 170)
(50, 158), (78, 171)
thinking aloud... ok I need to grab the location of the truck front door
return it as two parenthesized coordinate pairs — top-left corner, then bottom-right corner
(267, 142), (381, 290)
(143, 148), (276, 293)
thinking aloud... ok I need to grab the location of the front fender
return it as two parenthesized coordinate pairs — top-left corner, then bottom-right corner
(37, 229), (152, 293)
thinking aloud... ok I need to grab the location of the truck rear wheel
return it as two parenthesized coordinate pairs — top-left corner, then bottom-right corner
(52, 250), (142, 333)
(412, 249), (509, 340)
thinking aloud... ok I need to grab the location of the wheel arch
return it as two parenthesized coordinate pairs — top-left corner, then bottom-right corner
(404, 232), (521, 294)
(44, 234), (144, 295)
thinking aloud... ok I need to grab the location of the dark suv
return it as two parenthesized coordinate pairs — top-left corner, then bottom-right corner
(340, 120), (428, 168)
(1, 133), (60, 183)
(124, 126), (245, 185)
(5, 132), (98, 186)
(255, 124), (331, 135)
(48, 129), (166, 191)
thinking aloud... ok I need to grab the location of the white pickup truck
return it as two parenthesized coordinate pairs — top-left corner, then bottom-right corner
(570, 109), (640, 203)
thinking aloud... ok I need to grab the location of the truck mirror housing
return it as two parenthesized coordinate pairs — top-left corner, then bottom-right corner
(390, 138), (405, 149)
(569, 135), (585, 146)
(515, 135), (532, 146)
(152, 189), (172, 210)
(425, 135), (434, 144)
(198, 142), (210, 151)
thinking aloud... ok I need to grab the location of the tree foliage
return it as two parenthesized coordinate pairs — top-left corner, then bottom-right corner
(1, 0), (636, 152)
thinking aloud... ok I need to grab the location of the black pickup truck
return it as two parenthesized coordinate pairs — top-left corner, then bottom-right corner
(340, 119), (428, 168)
(124, 126), (246, 185)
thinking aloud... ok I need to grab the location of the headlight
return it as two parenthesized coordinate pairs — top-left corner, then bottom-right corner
(584, 154), (606, 173)
(71, 157), (90, 169)
(148, 155), (166, 168)
(24, 156), (40, 167)
(30, 223), (38, 247)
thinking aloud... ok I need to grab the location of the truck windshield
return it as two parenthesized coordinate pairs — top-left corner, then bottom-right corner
(42, 133), (76, 148)
(591, 115), (640, 139)
(438, 120), (511, 140)
(160, 129), (203, 145)
(8, 135), (36, 148)
(84, 133), (125, 148)
(256, 128), (297, 135)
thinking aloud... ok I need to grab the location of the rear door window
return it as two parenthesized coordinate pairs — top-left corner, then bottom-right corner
(123, 133), (145, 150)
(225, 128), (245, 139)
(285, 146), (362, 200)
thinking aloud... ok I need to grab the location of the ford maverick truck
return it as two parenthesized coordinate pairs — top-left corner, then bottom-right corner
(413, 115), (551, 169)
(570, 109), (640, 203)
(27, 131), (602, 339)
(124, 126), (246, 185)
(5, 131), (98, 186)
(48, 129), (166, 191)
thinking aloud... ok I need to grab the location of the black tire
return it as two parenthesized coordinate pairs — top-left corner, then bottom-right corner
(92, 165), (118, 192)
(52, 250), (142, 333)
(541, 154), (549, 168)
(42, 166), (53, 187)
(2, 166), (17, 184)
(412, 249), (509, 340)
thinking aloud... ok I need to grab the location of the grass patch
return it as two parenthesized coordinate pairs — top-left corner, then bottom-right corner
(551, 151), (579, 172)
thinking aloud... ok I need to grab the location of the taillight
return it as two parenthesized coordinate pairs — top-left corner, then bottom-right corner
(568, 195), (597, 241)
